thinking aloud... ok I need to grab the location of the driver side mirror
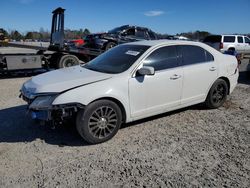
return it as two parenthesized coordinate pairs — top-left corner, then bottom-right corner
(137, 66), (155, 76)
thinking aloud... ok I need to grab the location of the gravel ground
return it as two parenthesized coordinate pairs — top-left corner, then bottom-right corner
(0, 61), (249, 187)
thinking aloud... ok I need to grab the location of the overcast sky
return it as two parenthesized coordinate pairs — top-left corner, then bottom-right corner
(0, 0), (250, 35)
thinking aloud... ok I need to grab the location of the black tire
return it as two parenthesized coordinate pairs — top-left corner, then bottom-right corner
(76, 100), (122, 144)
(105, 42), (116, 51)
(228, 47), (235, 52)
(205, 79), (228, 109)
(58, 55), (79, 68)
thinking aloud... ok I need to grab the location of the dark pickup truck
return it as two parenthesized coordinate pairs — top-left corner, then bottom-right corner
(83, 25), (157, 51)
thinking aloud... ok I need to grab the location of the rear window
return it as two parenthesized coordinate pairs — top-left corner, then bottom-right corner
(245, 37), (250, 43)
(223, 36), (235, 43)
(148, 31), (157, 40)
(203, 35), (222, 43)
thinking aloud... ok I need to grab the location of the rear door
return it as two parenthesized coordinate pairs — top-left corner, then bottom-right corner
(178, 45), (218, 105)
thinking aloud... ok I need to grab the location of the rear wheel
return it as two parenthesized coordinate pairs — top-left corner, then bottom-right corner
(228, 47), (235, 52)
(205, 79), (228, 109)
(58, 55), (79, 68)
(76, 100), (122, 144)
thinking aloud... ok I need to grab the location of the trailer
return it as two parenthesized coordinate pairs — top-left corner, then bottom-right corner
(0, 7), (103, 73)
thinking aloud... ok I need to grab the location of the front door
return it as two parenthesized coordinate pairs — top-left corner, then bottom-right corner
(244, 37), (250, 53)
(237, 36), (245, 53)
(129, 45), (183, 119)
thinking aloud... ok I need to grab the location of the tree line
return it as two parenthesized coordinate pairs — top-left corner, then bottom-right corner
(0, 27), (91, 41)
(0, 28), (212, 42)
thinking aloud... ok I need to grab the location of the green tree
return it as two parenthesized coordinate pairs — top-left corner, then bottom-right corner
(32, 32), (42, 40)
(25, 32), (33, 39)
(39, 27), (50, 40)
(10, 30), (23, 40)
(83, 28), (90, 36)
(64, 28), (91, 40)
(0, 28), (9, 37)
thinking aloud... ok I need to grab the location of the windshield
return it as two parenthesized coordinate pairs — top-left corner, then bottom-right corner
(108, 25), (129, 34)
(83, 45), (150, 74)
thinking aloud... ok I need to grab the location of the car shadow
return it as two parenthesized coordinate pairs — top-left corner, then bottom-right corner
(0, 99), (237, 146)
(0, 105), (87, 146)
(238, 71), (250, 85)
(0, 104), (206, 146)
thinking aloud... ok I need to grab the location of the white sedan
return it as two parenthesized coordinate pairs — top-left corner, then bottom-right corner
(21, 40), (239, 144)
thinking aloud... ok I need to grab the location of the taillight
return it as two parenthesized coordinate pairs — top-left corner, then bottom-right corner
(219, 42), (223, 49)
(236, 54), (241, 68)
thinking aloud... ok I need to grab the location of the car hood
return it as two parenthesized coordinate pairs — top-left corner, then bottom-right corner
(23, 66), (112, 94)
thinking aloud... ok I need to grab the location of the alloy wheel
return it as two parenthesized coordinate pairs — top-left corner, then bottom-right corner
(88, 106), (118, 139)
(212, 83), (226, 104)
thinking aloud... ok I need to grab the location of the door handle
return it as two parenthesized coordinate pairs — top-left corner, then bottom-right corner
(170, 74), (181, 80)
(209, 67), (216, 71)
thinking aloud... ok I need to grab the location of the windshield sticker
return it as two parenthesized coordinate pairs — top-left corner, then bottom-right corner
(125, 50), (140, 56)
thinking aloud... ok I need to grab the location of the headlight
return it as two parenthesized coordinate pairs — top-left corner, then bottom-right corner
(21, 84), (37, 99)
(29, 95), (57, 110)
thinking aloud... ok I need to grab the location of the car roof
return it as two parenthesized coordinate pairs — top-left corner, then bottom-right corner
(118, 25), (151, 30)
(222, 35), (246, 37)
(127, 39), (203, 47)
(208, 34), (247, 37)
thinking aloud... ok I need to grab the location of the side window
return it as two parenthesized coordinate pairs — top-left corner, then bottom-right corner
(148, 31), (156, 40)
(143, 46), (179, 71)
(179, 45), (213, 65)
(136, 29), (148, 39)
(238, 36), (243, 43)
(125, 28), (135, 36)
(245, 37), (250, 43)
(223, 36), (235, 43)
(205, 50), (214, 62)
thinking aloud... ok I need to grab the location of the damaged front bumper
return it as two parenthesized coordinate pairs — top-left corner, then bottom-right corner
(20, 92), (84, 121)
(29, 103), (84, 121)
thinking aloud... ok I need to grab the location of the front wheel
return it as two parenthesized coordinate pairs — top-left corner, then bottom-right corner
(76, 100), (122, 144)
(205, 79), (228, 109)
